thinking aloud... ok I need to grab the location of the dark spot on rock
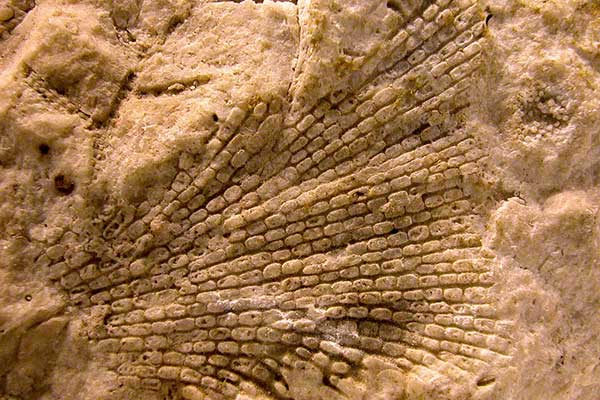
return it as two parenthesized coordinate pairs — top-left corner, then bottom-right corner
(166, 16), (183, 35)
(25, 294), (32, 301)
(386, 1), (402, 13)
(212, 113), (219, 122)
(39, 143), (50, 155)
(351, 190), (365, 201)
(322, 375), (333, 387)
(54, 174), (75, 195)
(476, 376), (496, 387)
(485, 13), (493, 25)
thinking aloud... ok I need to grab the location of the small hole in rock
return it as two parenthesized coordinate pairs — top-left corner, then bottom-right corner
(212, 113), (219, 122)
(485, 14), (493, 25)
(386, 1), (401, 13)
(54, 174), (75, 195)
(477, 376), (496, 387)
(322, 375), (334, 387)
(25, 294), (32, 301)
(166, 16), (183, 34)
(352, 190), (365, 200)
(39, 144), (50, 155)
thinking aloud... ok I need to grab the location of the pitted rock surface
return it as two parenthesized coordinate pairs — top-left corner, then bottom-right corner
(1, 1), (600, 400)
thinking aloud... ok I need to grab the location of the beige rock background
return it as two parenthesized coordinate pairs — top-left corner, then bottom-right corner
(0, 0), (598, 399)
(476, 1), (600, 398)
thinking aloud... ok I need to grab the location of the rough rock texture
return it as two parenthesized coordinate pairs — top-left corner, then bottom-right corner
(0, 0), (599, 399)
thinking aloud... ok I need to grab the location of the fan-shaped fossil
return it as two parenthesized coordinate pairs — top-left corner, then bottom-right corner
(1, 0), (534, 399)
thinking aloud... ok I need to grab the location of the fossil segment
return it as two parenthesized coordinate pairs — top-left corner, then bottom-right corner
(3, 0), (511, 399)
(0, 0), (34, 40)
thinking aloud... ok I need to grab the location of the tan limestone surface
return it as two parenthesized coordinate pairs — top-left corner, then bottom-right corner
(0, 0), (599, 399)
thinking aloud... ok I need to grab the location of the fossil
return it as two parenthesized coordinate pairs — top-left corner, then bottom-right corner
(1, 0), (514, 399)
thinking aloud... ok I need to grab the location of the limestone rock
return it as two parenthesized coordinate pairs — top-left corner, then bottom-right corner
(0, 1), (599, 399)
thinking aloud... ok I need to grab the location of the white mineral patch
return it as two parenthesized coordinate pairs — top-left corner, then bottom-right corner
(0, 1), (598, 399)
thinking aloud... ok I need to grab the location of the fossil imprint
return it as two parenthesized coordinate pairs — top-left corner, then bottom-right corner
(19, 0), (514, 399)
